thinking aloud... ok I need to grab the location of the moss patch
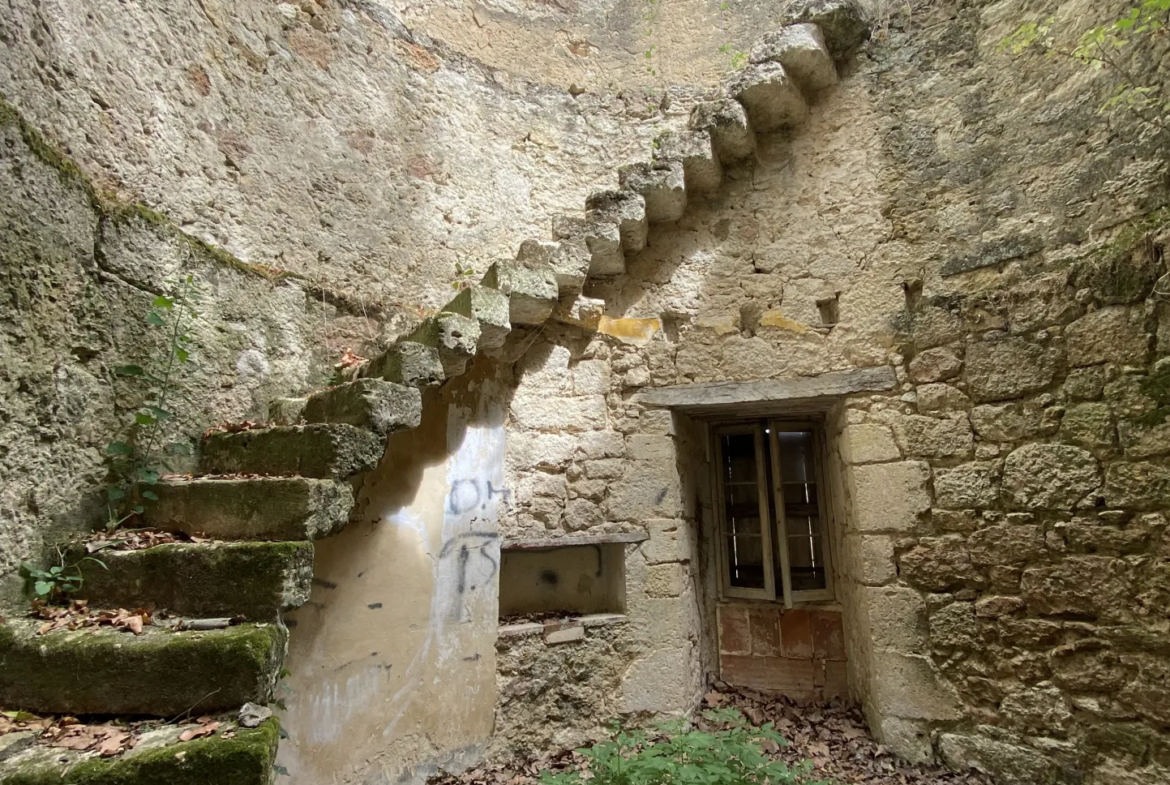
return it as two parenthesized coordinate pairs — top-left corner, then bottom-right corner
(1069, 206), (1170, 305)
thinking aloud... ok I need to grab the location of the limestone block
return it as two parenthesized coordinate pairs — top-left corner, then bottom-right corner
(970, 401), (1047, 442)
(626, 432), (675, 462)
(578, 430), (626, 460)
(584, 458), (624, 479)
(645, 563), (684, 598)
(1063, 366), (1106, 401)
(850, 461), (931, 532)
(407, 311), (481, 377)
(968, 524), (1045, 566)
(604, 468), (682, 521)
(861, 586), (929, 653)
(1065, 306), (1151, 367)
(1118, 417), (1170, 458)
(620, 646), (693, 714)
(201, 423), (384, 479)
(965, 337), (1058, 403)
(643, 519), (691, 564)
(515, 238), (558, 266)
(511, 394), (607, 432)
(724, 62), (809, 133)
(654, 129), (722, 195)
(839, 423), (900, 464)
(908, 346), (962, 384)
(303, 378), (422, 436)
(1060, 402), (1115, 448)
(617, 160), (686, 223)
(1021, 556), (1134, 617)
(268, 396), (307, 425)
(519, 236), (591, 295)
(551, 214), (623, 280)
(780, 0), (872, 56)
(689, 98), (755, 162)
(482, 260), (559, 325)
(552, 295), (605, 332)
(563, 498), (604, 531)
(442, 285), (511, 350)
(507, 432), (578, 470)
(927, 602), (977, 649)
(1001, 444), (1101, 510)
(916, 383), (971, 414)
(975, 596), (1026, 618)
(938, 733), (1056, 785)
(586, 189), (647, 253)
(364, 341), (445, 388)
(1001, 683), (1073, 733)
(891, 414), (973, 459)
(871, 651), (961, 721)
(572, 359), (611, 395)
(543, 623), (585, 645)
(934, 461), (1001, 510)
(842, 533), (896, 585)
(878, 717), (934, 764)
(750, 23), (838, 93)
(899, 537), (982, 591)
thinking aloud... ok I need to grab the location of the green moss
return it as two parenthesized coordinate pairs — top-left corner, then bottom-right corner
(0, 94), (98, 207)
(1070, 206), (1170, 305)
(1134, 365), (1170, 427)
(0, 719), (280, 785)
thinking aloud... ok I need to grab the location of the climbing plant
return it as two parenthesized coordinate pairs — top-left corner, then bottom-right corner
(104, 273), (202, 531)
(19, 547), (106, 602)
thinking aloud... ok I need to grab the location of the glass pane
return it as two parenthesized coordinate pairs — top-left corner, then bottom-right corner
(776, 430), (828, 592)
(721, 432), (766, 590)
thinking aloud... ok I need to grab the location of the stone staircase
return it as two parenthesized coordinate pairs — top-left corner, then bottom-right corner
(0, 2), (870, 782)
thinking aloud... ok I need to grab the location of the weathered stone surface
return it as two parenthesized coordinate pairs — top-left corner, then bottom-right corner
(842, 533), (896, 585)
(891, 414), (974, 459)
(268, 397), (308, 425)
(551, 295), (606, 331)
(1021, 556), (1134, 618)
(965, 337), (1058, 403)
(617, 160), (686, 223)
(74, 541), (312, 620)
(928, 602), (978, 649)
(1000, 684), (1072, 733)
(1063, 366), (1106, 401)
(689, 98), (755, 161)
(1059, 402), (1115, 448)
(968, 523), (1045, 566)
(642, 519), (692, 565)
(974, 595), (1025, 619)
(871, 651), (961, 721)
(146, 477), (353, 540)
(364, 341), (446, 388)
(938, 733), (1057, 785)
(443, 285), (511, 349)
(850, 461), (931, 532)
(482, 260), (559, 325)
(917, 383), (972, 414)
(908, 347), (962, 384)
(511, 394), (607, 432)
(861, 586), (928, 652)
(407, 311), (482, 377)
(303, 378), (422, 436)
(878, 717), (933, 764)
(638, 366), (896, 410)
(201, 423), (384, 478)
(0, 618), (286, 715)
(653, 129), (721, 195)
(1001, 444), (1101, 510)
(645, 562), (684, 598)
(899, 537), (982, 591)
(749, 23), (838, 93)
(586, 189), (648, 253)
(934, 461), (1000, 509)
(839, 423), (900, 464)
(1118, 417), (1170, 458)
(780, 0), (872, 56)
(1065, 306), (1151, 367)
(724, 61), (808, 132)
(531, 227), (596, 291)
(971, 401), (1048, 442)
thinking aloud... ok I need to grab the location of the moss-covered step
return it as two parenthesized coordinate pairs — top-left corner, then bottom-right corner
(0, 618), (286, 716)
(0, 719), (279, 785)
(200, 423), (384, 479)
(72, 541), (312, 620)
(144, 477), (352, 540)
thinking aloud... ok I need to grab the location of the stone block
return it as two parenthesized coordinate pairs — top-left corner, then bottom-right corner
(861, 586), (928, 653)
(899, 537), (982, 591)
(511, 394), (607, 432)
(1065, 306), (1151, 367)
(970, 401), (1047, 442)
(780, 0), (872, 56)
(482, 260), (559, 325)
(303, 378), (422, 436)
(842, 533), (896, 585)
(1118, 418), (1170, 458)
(839, 423), (900, 464)
(749, 23), (838, 93)
(748, 606), (781, 656)
(975, 596), (1026, 618)
(515, 238), (558, 266)
(364, 341), (445, 388)
(621, 646), (694, 713)
(0, 618), (285, 716)
(407, 311), (481, 376)
(690, 98), (755, 161)
(577, 430), (626, 459)
(928, 602), (978, 649)
(571, 359), (611, 395)
(74, 541), (313, 620)
(968, 523), (1045, 566)
(811, 611), (846, 660)
(586, 189), (648, 253)
(878, 717), (934, 764)
(917, 383), (971, 414)
(201, 423), (384, 479)
(965, 337), (1057, 403)
(908, 346), (962, 384)
(1002, 443), (1101, 510)
(551, 215), (623, 281)
(934, 461), (1001, 510)
(268, 396), (307, 425)
(146, 477), (353, 540)
(643, 519), (691, 564)
(551, 295), (605, 331)
(724, 61), (808, 132)
(1021, 556), (1133, 618)
(653, 129), (722, 195)
(543, 622), (585, 645)
(562, 498), (603, 531)
(871, 651), (961, 721)
(938, 733), (1057, 785)
(1060, 402), (1115, 448)
(645, 562), (684, 598)
(892, 414), (973, 459)
(850, 461), (931, 532)
(507, 432), (578, 470)
(618, 160), (686, 223)
(626, 432), (675, 462)
(604, 469), (682, 521)
(442, 284), (511, 350)
(1063, 366), (1106, 401)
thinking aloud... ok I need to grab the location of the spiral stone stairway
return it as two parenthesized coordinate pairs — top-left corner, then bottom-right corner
(0, 2), (871, 782)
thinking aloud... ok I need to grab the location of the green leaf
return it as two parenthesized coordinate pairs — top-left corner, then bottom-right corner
(49, 566), (63, 575)
(33, 581), (54, 598)
(80, 557), (109, 571)
(146, 311), (167, 327)
(138, 468), (160, 485)
(106, 441), (134, 456)
(175, 347), (190, 363)
(132, 504), (145, 514)
(141, 490), (159, 501)
(147, 406), (175, 421)
(115, 364), (146, 377)
(107, 486), (127, 502)
(152, 295), (175, 309)
(135, 412), (158, 426)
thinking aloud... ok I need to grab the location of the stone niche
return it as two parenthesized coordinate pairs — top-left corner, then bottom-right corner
(499, 541), (628, 619)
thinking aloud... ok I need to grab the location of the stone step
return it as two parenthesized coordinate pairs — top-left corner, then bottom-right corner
(551, 295), (605, 332)
(0, 618), (286, 716)
(618, 160), (687, 223)
(201, 423), (384, 478)
(302, 378), (422, 436)
(780, 0), (871, 58)
(481, 259), (560, 325)
(73, 541), (313, 620)
(690, 98), (756, 162)
(268, 396), (307, 425)
(654, 129), (722, 195)
(0, 719), (279, 785)
(517, 237), (591, 296)
(750, 23), (839, 94)
(145, 477), (353, 541)
(406, 311), (481, 377)
(724, 61), (809, 133)
(586, 190), (648, 254)
(442, 284), (511, 350)
(363, 341), (445, 388)
(551, 215), (623, 280)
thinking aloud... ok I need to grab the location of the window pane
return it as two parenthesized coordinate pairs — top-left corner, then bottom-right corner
(776, 430), (828, 592)
(721, 432), (766, 590)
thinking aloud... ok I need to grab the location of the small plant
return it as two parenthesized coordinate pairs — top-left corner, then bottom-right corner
(540, 709), (820, 785)
(452, 262), (476, 291)
(104, 273), (202, 531)
(642, 0), (661, 78)
(20, 548), (107, 602)
(718, 2), (748, 71)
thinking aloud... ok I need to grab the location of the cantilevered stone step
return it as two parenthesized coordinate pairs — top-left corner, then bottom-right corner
(551, 215), (623, 280)
(654, 129), (722, 195)
(0, 618), (286, 716)
(724, 61), (809, 132)
(780, 0), (871, 58)
(586, 190), (648, 254)
(0, 719), (279, 785)
(481, 259), (559, 325)
(517, 238), (592, 296)
(751, 23), (838, 95)
(201, 423), (384, 478)
(302, 378), (422, 436)
(551, 295), (605, 332)
(442, 284), (511, 350)
(618, 160), (687, 223)
(407, 311), (481, 377)
(73, 541), (313, 620)
(363, 341), (445, 388)
(690, 98), (755, 162)
(145, 477), (353, 540)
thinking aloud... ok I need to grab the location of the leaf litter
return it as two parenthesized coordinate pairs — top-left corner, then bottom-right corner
(0, 711), (231, 760)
